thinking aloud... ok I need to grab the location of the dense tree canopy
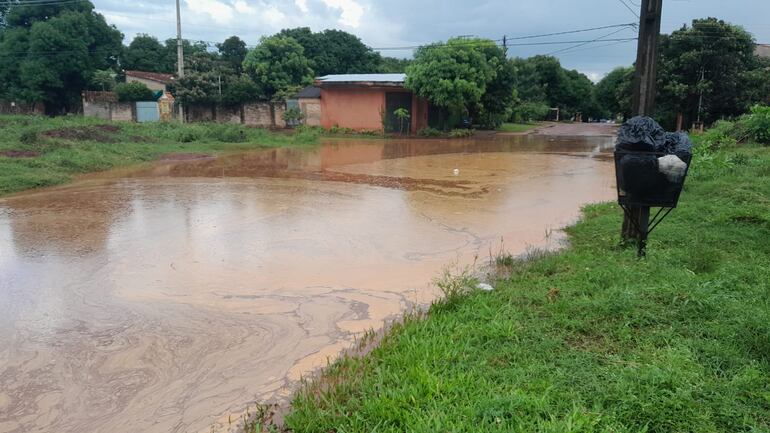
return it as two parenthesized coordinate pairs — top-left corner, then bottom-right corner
(276, 27), (381, 76)
(655, 18), (768, 128)
(511, 56), (600, 121)
(174, 50), (260, 106)
(0, 0), (122, 113)
(242, 35), (313, 101)
(595, 66), (634, 120)
(406, 38), (513, 128)
(121, 34), (166, 72)
(217, 36), (248, 73)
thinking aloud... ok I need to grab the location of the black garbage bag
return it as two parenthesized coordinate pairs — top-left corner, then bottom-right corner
(618, 153), (665, 196)
(663, 132), (693, 159)
(616, 116), (667, 152)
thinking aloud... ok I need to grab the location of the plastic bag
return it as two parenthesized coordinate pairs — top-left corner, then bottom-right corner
(616, 116), (667, 152)
(619, 154), (664, 196)
(663, 132), (693, 158)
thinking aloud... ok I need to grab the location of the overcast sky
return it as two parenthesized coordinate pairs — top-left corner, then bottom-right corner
(93, 0), (770, 81)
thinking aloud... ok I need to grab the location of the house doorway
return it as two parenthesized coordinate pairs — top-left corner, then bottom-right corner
(385, 92), (412, 134)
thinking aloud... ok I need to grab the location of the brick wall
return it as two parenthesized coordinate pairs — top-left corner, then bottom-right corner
(243, 102), (274, 127)
(216, 106), (242, 124)
(300, 99), (322, 127)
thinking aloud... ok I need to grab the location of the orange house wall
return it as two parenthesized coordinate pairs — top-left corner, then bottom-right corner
(320, 87), (429, 133)
(321, 87), (385, 131)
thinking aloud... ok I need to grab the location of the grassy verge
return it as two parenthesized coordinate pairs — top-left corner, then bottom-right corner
(0, 115), (321, 196)
(284, 142), (770, 432)
(497, 122), (542, 133)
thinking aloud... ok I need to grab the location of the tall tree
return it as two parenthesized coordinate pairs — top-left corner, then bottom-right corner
(174, 50), (260, 106)
(405, 38), (504, 128)
(217, 36), (248, 72)
(0, 0), (122, 113)
(656, 18), (760, 128)
(595, 66), (634, 120)
(378, 56), (412, 73)
(122, 34), (166, 72)
(275, 27), (381, 76)
(511, 55), (599, 120)
(243, 35), (313, 101)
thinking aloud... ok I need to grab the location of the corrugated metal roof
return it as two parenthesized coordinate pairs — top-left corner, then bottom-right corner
(296, 86), (321, 98)
(125, 70), (176, 84)
(316, 74), (406, 83)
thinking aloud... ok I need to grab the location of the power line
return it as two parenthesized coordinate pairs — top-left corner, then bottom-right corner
(617, 0), (640, 19)
(547, 26), (636, 55)
(370, 23), (636, 51)
(3, 0), (89, 6)
(503, 23), (636, 41)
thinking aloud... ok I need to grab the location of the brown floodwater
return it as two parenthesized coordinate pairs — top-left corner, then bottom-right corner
(0, 131), (616, 433)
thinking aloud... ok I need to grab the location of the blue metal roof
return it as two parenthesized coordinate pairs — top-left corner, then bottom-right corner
(316, 74), (406, 84)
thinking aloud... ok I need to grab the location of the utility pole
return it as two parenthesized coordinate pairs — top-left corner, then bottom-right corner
(176, 0), (185, 123)
(622, 0), (663, 245)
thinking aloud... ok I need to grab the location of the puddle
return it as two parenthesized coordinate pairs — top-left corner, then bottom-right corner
(0, 131), (616, 433)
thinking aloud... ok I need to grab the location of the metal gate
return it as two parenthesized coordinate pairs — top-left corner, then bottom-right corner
(136, 101), (159, 123)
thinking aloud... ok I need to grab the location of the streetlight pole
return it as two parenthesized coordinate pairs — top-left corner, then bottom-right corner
(176, 0), (185, 123)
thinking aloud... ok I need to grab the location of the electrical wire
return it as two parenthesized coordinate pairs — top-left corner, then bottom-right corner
(617, 0), (640, 19)
(546, 26), (636, 56)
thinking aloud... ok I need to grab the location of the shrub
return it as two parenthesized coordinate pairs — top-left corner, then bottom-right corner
(205, 124), (247, 143)
(114, 82), (155, 102)
(744, 105), (770, 144)
(512, 101), (550, 122)
(176, 130), (200, 143)
(282, 107), (304, 124)
(699, 120), (738, 150)
(19, 129), (38, 144)
(417, 127), (442, 137)
(448, 128), (474, 138)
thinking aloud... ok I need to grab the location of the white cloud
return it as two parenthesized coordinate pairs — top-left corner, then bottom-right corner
(233, 0), (256, 14)
(584, 71), (603, 83)
(295, 0), (309, 14)
(261, 6), (286, 27)
(321, 0), (364, 28)
(185, 0), (234, 25)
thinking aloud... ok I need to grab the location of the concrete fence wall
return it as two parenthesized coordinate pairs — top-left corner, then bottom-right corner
(0, 101), (45, 115)
(80, 92), (291, 128)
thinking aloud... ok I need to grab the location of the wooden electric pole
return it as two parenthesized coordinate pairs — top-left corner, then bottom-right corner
(622, 0), (663, 245)
(176, 0), (185, 123)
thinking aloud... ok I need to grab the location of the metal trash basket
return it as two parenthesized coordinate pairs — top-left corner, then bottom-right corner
(614, 150), (692, 208)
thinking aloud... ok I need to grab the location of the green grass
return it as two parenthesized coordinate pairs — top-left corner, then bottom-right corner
(0, 115), (321, 196)
(497, 122), (542, 133)
(284, 143), (770, 432)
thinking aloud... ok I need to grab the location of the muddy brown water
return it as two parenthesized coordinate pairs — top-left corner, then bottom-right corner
(0, 131), (616, 433)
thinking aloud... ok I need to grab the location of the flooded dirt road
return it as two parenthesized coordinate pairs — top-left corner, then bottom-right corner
(0, 125), (617, 433)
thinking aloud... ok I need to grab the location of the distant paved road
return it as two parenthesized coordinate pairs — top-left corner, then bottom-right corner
(534, 122), (618, 137)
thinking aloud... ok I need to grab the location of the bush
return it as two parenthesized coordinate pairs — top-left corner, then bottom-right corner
(19, 129), (38, 144)
(283, 107), (304, 124)
(699, 120), (738, 150)
(205, 124), (247, 143)
(176, 130), (200, 143)
(744, 105), (770, 144)
(114, 82), (155, 102)
(417, 127), (442, 137)
(512, 101), (550, 122)
(448, 128), (474, 138)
